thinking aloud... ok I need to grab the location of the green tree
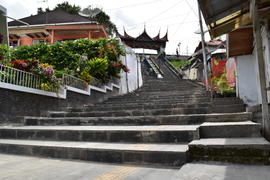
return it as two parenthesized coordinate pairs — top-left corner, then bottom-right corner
(80, 6), (117, 36)
(37, 7), (44, 14)
(54, 1), (81, 14)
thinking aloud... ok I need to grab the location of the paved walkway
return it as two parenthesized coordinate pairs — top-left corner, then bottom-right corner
(1, 153), (270, 180)
(0, 154), (177, 180)
(175, 162), (270, 180)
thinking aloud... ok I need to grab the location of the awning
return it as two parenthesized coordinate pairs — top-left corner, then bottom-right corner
(26, 32), (48, 38)
(9, 34), (20, 39)
(198, 0), (270, 38)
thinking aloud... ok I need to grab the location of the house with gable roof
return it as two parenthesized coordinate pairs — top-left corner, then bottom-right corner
(8, 9), (109, 47)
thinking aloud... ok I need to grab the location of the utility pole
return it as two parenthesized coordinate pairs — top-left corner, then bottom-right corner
(197, 1), (209, 91)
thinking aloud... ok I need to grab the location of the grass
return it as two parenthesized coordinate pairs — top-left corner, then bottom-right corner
(170, 60), (190, 69)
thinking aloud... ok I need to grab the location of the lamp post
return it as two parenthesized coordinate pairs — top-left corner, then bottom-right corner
(178, 42), (181, 55)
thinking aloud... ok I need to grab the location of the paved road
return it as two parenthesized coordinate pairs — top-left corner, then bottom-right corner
(1, 153), (270, 180)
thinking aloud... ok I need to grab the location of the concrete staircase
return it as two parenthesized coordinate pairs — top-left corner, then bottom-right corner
(0, 60), (269, 167)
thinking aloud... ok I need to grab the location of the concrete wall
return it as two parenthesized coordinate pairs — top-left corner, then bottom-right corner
(0, 5), (8, 45)
(120, 45), (143, 94)
(0, 87), (119, 124)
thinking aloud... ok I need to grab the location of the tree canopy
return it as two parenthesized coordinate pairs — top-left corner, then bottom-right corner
(81, 6), (117, 36)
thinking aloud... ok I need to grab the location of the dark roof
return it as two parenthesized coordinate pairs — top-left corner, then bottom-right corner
(8, 9), (93, 26)
(194, 40), (225, 53)
(117, 28), (168, 50)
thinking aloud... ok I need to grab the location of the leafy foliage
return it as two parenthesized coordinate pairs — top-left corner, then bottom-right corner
(81, 6), (117, 36)
(210, 74), (236, 95)
(8, 59), (60, 91)
(170, 60), (191, 69)
(0, 44), (9, 61)
(2, 39), (127, 83)
(54, 1), (81, 14)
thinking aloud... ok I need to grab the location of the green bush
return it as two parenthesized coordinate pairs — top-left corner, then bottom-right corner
(4, 38), (127, 83)
(0, 44), (9, 61)
(170, 60), (191, 69)
(79, 57), (109, 83)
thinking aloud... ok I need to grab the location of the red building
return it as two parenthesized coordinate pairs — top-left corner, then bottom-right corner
(8, 9), (108, 47)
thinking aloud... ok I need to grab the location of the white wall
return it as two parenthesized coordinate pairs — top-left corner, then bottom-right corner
(234, 23), (270, 106)
(119, 45), (143, 94)
(235, 55), (260, 106)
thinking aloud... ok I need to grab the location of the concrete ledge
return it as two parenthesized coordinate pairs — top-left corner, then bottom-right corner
(0, 82), (66, 99)
(0, 83), (120, 123)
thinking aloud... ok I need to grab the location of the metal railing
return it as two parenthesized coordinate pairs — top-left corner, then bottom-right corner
(0, 64), (57, 92)
(110, 77), (120, 85)
(163, 57), (183, 79)
(89, 77), (104, 88)
(0, 64), (117, 94)
(145, 57), (163, 78)
(62, 74), (88, 91)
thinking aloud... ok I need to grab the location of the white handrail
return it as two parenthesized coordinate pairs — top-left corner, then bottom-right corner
(0, 64), (57, 92)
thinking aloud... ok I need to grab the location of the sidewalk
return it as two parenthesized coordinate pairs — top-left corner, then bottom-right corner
(174, 162), (270, 180)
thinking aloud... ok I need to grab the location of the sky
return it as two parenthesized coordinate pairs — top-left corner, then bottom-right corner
(0, 0), (211, 55)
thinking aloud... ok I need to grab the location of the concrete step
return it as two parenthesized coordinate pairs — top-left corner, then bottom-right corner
(77, 103), (212, 112)
(0, 139), (188, 167)
(84, 99), (244, 110)
(104, 97), (212, 104)
(48, 104), (245, 118)
(103, 97), (243, 105)
(0, 125), (199, 143)
(48, 108), (208, 118)
(199, 121), (261, 138)
(109, 94), (209, 101)
(128, 90), (205, 95)
(189, 138), (270, 164)
(103, 98), (213, 105)
(24, 112), (252, 126)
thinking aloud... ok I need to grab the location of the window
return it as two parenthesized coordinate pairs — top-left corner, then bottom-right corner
(32, 39), (45, 45)
(10, 40), (18, 48)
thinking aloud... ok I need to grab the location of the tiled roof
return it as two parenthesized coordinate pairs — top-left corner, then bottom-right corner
(8, 9), (94, 26)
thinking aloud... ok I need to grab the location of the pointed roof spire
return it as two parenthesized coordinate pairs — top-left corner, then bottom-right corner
(123, 27), (134, 39)
(143, 23), (146, 32)
(153, 29), (160, 40)
(160, 28), (168, 41)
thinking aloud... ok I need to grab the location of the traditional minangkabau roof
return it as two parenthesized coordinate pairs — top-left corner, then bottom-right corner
(117, 27), (168, 50)
(8, 9), (96, 26)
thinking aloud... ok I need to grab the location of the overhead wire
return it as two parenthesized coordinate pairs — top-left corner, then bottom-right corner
(105, 0), (164, 11)
(170, 11), (191, 39)
(119, 12), (190, 30)
(126, 0), (184, 31)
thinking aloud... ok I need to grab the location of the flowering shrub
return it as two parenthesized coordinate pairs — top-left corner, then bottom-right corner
(11, 59), (39, 72)
(210, 74), (235, 95)
(10, 59), (60, 91)
(112, 62), (130, 72)
(5, 38), (128, 84)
